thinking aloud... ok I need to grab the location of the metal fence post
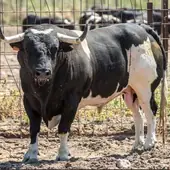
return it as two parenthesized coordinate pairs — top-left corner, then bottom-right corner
(162, 0), (169, 61)
(147, 1), (153, 26)
(161, 0), (168, 145)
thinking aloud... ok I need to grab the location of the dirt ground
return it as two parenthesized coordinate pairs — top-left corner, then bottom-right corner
(0, 28), (170, 169)
(0, 116), (169, 169)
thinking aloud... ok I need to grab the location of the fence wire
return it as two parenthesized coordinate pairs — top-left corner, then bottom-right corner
(0, 0), (169, 143)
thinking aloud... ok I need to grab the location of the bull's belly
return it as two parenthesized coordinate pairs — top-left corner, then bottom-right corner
(78, 86), (127, 110)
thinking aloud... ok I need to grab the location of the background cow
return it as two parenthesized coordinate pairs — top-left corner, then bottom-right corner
(0, 23), (167, 163)
(79, 11), (120, 31)
(121, 10), (170, 35)
(79, 5), (122, 31)
(79, 6), (170, 36)
(22, 14), (75, 32)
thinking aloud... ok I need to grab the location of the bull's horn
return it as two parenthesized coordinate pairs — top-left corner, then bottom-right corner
(57, 24), (89, 44)
(0, 27), (24, 43)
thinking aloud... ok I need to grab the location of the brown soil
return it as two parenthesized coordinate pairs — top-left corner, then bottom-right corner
(0, 116), (169, 169)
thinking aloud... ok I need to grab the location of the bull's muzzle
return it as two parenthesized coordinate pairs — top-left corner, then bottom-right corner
(34, 68), (52, 86)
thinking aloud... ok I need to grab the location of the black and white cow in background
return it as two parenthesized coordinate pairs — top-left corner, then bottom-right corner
(0, 22), (167, 163)
(79, 11), (121, 31)
(127, 10), (170, 35)
(22, 14), (75, 32)
(79, 5), (122, 31)
(79, 7), (142, 31)
(79, 6), (170, 36)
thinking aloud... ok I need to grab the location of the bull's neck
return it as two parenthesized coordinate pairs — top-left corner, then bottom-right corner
(32, 82), (52, 104)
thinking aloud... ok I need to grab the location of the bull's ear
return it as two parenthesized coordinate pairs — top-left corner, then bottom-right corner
(59, 42), (73, 52)
(9, 41), (23, 51)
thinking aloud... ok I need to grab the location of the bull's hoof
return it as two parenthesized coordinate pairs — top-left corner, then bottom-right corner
(132, 145), (144, 151)
(22, 157), (39, 164)
(56, 153), (71, 161)
(144, 138), (155, 150)
(131, 139), (144, 152)
(56, 156), (69, 161)
(131, 145), (144, 154)
(144, 143), (155, 151)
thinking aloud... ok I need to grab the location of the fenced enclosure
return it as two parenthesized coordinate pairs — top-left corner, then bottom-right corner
(0, 0), (170, 169)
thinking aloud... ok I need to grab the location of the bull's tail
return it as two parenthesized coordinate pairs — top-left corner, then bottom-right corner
(160, 70), (168, 144)
(139, 23), (168, 143)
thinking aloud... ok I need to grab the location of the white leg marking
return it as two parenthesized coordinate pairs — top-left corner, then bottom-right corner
(30, 28), (53, 34)
(48, 115), (61, 130)
(141, 101), (157, 149)
(23, 134), (39, 163)
(133, 106), (145, 149)
(56, 133), (69, 161)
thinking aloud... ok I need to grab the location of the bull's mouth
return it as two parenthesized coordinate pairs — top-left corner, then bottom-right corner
(34, 77), (50, 86)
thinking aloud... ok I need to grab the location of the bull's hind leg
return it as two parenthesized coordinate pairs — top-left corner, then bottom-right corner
(141, 92), (157, 149)
(132, 85), (157, 150)
(123, 87), (144, 150)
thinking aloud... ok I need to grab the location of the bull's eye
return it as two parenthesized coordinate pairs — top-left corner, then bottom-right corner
(50, 46), (57, 55)
(50, 46), (58, 60)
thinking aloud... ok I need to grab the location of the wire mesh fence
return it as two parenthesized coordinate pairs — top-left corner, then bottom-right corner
(0, 0), (169, 141)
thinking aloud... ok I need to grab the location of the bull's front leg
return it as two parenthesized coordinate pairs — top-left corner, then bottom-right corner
(57, 133), (70, 161)
(56, 93), (80, 161)
(22, 96), (41, 164)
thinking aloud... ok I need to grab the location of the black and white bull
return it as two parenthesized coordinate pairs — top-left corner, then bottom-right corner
(0, 23), (167, 163)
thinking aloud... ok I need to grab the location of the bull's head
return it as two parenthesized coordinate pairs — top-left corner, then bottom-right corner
(0, 25), (88, 86)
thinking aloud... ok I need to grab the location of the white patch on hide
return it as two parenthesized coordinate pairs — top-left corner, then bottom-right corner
(126, 37), (158, 149)
(101, 14), (120, 23)
(72, 30), (91, 60)
(86, 14), (101, 24)
(127, 19), (147, 24)
(78, 83), (127, 109)
(127, 37), (157, 86)
(48, 115), (61, 130)
(30, 28), (53, 34)
(63, 19), (71, 25)
(85, 14), (120, 26)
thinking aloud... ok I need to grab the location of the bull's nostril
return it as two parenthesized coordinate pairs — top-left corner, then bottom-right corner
(35, 69), (51, 78)
(46, 70), (51, 76)
(35, 71), (41, 77)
